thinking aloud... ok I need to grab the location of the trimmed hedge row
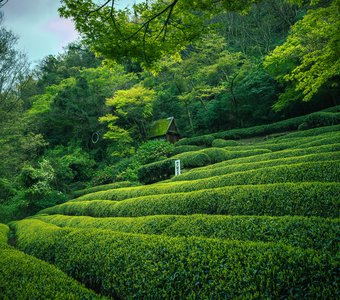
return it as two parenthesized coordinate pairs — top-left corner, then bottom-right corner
(0, 223), (8, 245)
(298, 112), (340, 130)
(170, 151), (340, 182)
(0, 224), (103, 299)
(72, 181), (137, 197)
(138, 148), (271, 184)
(200, 143), (340, 171)
(35, 214), (340, 254)
(212, 139), (239, 147)
(175, 107), (340, 145)
(275, 124), (340, 140)
(176, 134), (215, 146)
(257, 132), (340, 152)
(172, 145), (205, 155)
(41, 182), (340, 218)
(13, 219), (338, 299)
(76, 160), (340, 201)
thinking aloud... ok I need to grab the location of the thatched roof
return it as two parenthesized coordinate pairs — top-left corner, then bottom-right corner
(148, 117), (177, 138)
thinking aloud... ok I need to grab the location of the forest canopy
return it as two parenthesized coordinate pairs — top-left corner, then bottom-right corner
(0, 0), (338, 222)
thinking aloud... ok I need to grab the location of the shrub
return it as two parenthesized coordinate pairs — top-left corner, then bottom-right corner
(76, 160), (340, 201)
(275, 124), (340, 140)
(298, 112), (340, 130)
(172, 145), (204, 155)
(171, 151), (340, 182)
(0, 223), (9, 245)
(201, 143), (340, 171)
(134, 140), (175, 164)
(212, 139), (239, 147)
(41, 182), (340, 219)
(0, 223), (102, 299)
(176, 134), (215, 146)
(138, 148), (270, 184)
(13, 219), (338, 299)
(35, 214), (340, 254)
(72, 181), (137, 197)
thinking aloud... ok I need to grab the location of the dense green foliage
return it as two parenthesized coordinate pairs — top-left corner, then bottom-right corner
(34, 214), (339, 254)
(1, 0), (339, 298)
(0, 224), (103, 299)
(13, 219), (339, 299)
(40, 182), (340, 218)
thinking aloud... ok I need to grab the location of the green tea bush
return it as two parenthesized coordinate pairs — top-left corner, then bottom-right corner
(274, 124), (340, 140)
(212, 139), (239, 147)
(138, 152), (211, 184)
(36, 214), (340, 254)
(0, 224), (103, 299)
(0, 223), (9, 245)
(200, 143), (340, 171)
(171, 151), (340, 182)
(13, 219), (338, 299)
(76, 160), (340, 201)
(172, 145), (204, 155)
(176, 134), (215, 146)
(72, 181), (137, 197)
(298, 112), (340, 130)
(135, 140), (175, 164)
(138, 148), (270, 184)
(213, 116), (306, 140)
(42, 182), (340, 218)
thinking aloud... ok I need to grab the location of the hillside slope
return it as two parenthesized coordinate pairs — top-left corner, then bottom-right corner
(3, 124), (340, 299)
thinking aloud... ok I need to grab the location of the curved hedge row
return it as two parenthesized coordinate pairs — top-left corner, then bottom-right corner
(138, 148), (271, 184)
(176, 108), (340, 146)
(0, 224), (103, 299)
(35, 214), (340, 253)
(274, 124), (340, 140)
(170, 151), (340, 182)
(212, 139), (239, 147)
(172, 145), (205, 155)
(76, 161), (340, 201)
(13, 219), (338, 299)
(298, 112), (340, 130)
(41, 182), (340, 218)
(72, 181), (137, 197)
(200, 143), (340, 171)
(176, 134), (215, 146)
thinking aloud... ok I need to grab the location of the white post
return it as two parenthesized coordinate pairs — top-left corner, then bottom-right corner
(175, 159), (181, 176)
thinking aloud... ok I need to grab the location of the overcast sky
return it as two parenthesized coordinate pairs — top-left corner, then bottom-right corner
(1, 0), (135, 66)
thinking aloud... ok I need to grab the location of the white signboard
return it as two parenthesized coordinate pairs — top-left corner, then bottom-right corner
(175, 159), (181, 176)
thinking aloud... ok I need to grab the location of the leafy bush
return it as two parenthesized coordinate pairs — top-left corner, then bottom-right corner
(298, 112), (340, 130)
(0, 223), (103, 299)
(176, 134), (215, 146)
(201, 143), (340, 171)
(176, 108), (340, 145)
(77, 160), (340, 201)
(41, 182), (340, 219)
(135, 140), (175, 164)
(172, 145), (204, 155)
(138, 148), (270, 184)
(138, 152), (211, 184)
(171, 151), (340, 182)
(72, 181), (137, 197)
(212, 139), (239, 147)
(13, 219), (338, 299)
(36, 214), (340, 254)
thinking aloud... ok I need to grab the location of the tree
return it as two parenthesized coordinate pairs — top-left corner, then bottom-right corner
(100, 85), (156, 156)
(264, 0), (340, 110)
(59, 0), (262, 66)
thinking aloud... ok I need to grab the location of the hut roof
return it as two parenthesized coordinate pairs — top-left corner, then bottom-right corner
(148, 117), (177, 138)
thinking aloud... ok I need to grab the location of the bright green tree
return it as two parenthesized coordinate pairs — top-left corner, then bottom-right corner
(100, 85), (156, 156)
(264, 0), (340, 110)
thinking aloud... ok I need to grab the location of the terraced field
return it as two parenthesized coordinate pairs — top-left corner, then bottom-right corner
(3, 124), (340, 299)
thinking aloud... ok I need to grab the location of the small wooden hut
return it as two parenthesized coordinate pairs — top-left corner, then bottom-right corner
(148, 117), (180, 144)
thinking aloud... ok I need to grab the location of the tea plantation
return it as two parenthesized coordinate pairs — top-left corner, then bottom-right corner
(2, 121), (339, 299)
